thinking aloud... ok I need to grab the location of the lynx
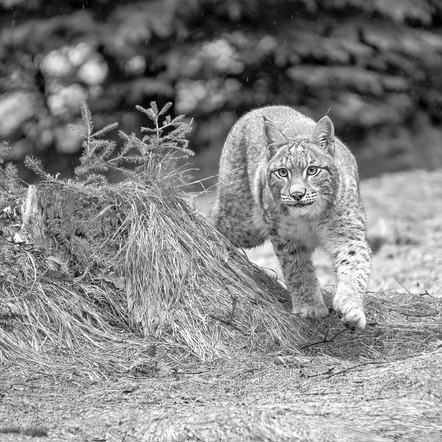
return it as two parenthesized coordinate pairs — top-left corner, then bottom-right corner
(214, 106), (371, 330)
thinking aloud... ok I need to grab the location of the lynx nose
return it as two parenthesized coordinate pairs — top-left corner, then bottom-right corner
(290, 188), (306, 201)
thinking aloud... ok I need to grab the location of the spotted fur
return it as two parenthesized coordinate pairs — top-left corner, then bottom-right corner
(213, 106), (371, 330)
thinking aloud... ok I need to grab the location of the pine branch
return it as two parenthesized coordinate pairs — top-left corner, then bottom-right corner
(139, 103), (193, 157)
(72, 102), (120, 179)
(24, 156), (53, 180)
(93, 122), (119, 139)
(80, 101), (94, 137)
(0, 141), (12, 165)
(0, 144), (21, 196)
(136, 105), (157, 121)
(157, 102), (172, 116)
(4, 163), (19, 183)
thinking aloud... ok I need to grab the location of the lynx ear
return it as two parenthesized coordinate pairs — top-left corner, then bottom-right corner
(310, 116), (335, 154)
(263, 116), (288, 157)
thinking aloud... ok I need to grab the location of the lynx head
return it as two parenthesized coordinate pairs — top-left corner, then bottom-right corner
(263, 115), (339, 218)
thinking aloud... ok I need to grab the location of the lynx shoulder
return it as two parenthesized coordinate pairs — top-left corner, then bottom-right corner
(214, 106), (371, 331)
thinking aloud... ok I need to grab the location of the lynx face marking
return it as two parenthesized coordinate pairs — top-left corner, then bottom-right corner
(267, 139), (338, 218)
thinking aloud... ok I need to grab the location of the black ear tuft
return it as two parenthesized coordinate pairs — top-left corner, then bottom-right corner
(310, 116), (335, 154)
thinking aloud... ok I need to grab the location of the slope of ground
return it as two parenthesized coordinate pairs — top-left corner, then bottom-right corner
(1, 169), (442, 441)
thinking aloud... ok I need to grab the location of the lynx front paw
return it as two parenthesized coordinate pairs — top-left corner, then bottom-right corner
(292, 303), (330, 320)
(341, 308), (366, 331)
(333, 304), (366, 330)
(334, 295), (366, 331)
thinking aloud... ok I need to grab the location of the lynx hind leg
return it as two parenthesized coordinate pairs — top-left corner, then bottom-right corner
(292, 302), (330, 320)
(290, 282), (329, 320)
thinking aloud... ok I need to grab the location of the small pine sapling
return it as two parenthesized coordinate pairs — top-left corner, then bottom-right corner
(7, 101), (193, 187)
(0, 141), (22, 203)
(68, 101), (193, 185)
(137, 102), (193, 156)
(131, 101), (194, 185)
(70, 101), (120, 183)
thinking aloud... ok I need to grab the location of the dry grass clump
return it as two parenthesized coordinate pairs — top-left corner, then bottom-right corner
(0, 103), (309, 378)
(0, 182), (308, 378)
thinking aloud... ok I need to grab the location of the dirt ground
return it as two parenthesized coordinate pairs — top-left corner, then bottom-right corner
(1, 169), (442, 441)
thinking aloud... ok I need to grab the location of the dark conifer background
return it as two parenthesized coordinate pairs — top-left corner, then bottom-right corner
(1, 0), (441, 183)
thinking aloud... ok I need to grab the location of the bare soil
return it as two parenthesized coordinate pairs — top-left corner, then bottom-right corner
(1, 169), (441, 442)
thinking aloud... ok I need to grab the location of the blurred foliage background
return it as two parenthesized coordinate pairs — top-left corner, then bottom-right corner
(1, 0), (442, 185)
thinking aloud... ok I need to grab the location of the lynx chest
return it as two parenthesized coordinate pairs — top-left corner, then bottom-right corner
(278, 213), (323, 251)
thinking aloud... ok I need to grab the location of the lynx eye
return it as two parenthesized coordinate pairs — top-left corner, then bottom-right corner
(306, 166), (319, 176)
(276, 168), (289, 178)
